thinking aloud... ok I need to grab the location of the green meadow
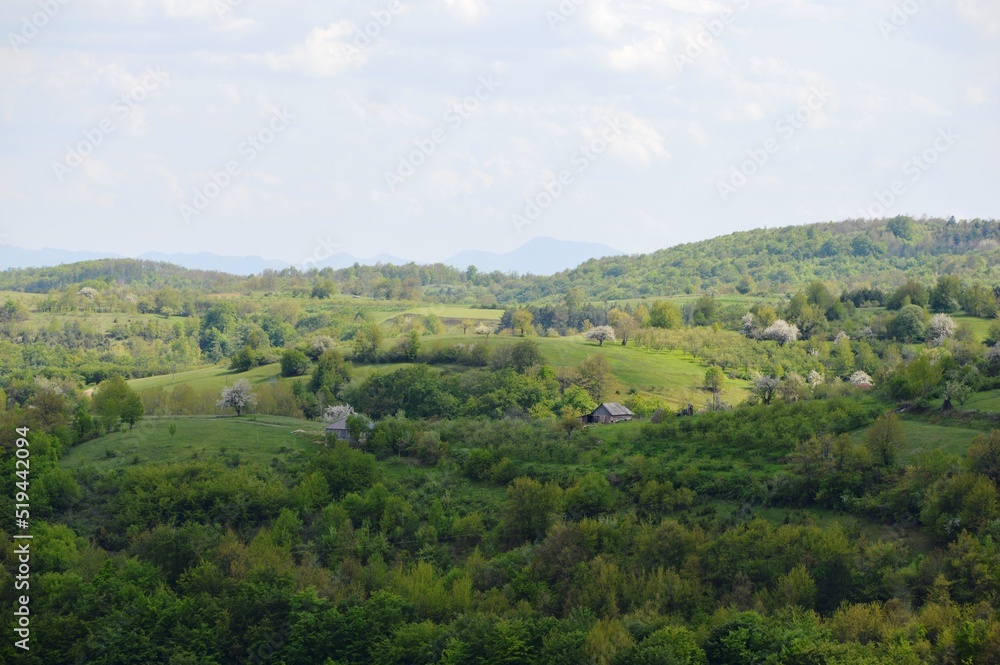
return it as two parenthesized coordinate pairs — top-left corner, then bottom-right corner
(129, 331), (749, 408)
(851, 417), (987, 462)
(59, 415), (326, 472)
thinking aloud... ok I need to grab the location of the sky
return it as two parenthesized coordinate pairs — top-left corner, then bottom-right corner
(0, 0), (998, 265)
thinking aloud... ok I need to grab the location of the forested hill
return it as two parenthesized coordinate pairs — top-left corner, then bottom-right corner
(0, 258), (246, 293)
(2, 216), (998, 301)
(509, 216), (1000, 301)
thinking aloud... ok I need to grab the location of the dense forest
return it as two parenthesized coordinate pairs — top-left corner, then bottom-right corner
(4, 217), (1000, 662)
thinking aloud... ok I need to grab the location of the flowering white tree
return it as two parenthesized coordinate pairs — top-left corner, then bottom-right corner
(324, 403), (356, 422)
(741, 312), (755, 337)
(217, 379), (256, 416)
(807, 370), (825, 389)
(761, 319), (800, 345)
(584, 325), (617, 346)
(474, 323), (494, 341)
(751, 375), (780, 404)
(310, 335), (336, 358)
(928, 314), (957, 345)
(849, 371), (874, 389)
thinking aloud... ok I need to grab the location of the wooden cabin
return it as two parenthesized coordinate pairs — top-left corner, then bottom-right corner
(583, 402), (635, 424)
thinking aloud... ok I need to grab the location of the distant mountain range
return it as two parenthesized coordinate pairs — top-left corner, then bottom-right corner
(444, 237), (622, 275)
(0, 237), (623, 276)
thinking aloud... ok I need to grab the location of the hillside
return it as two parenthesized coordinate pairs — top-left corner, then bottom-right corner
(509, 216), (1000, 301)
(9, 217), (1000, 664)
(2, 217), (997, 303)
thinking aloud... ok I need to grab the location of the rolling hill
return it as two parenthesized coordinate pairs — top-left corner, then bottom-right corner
(2, 216), (997, 302)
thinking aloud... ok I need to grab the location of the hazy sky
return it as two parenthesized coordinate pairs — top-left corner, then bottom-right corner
(1, 0), (998, 264)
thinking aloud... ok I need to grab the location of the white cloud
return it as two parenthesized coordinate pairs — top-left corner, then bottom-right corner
(262, 22), (363, 77)
(427, 166), (493, 198)
(605, 111), (670, 165)
(443, 0), (489, 23)
(956, 0), (1000, 34)
(688, 122), (710, 148)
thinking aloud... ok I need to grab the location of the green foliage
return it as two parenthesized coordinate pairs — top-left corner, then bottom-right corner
(354, 321), (385, 362)
(499, 476), (563, 545)
(865, 413), (905, 467)
(887, 280), (930, 310)
(648, 300), (683, 329)
(91, 374), (144, 431)
(312, 440), (378, 499)
(565, 472), (616, 519)
(887, 304), (928, 343)
(12, 218), (1000, 664)
(229, 345), (266, 372)
(930, 274), (963, 313)
(280, 348), (310, 377)
(309, 348), (352, 397)
(704, 366), (725, 393)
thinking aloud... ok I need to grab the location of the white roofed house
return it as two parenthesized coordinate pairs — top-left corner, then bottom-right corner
(582, 403), (635, 424)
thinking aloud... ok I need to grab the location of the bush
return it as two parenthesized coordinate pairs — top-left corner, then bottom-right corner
(280, 348), (310, 377)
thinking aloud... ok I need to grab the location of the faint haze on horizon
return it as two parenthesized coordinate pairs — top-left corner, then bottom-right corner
(0, 0), (998, 264)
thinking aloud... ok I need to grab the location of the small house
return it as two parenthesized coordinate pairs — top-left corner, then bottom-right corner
(324, 417), (374, 444)
(583, 402), (635, 424)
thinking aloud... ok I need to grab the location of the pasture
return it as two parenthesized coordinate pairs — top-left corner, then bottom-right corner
(59, 415), (326, 471)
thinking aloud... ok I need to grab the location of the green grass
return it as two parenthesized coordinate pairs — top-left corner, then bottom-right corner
(400, 306), (503, 321)
(898, 420), (983, 460)
(430, 333), (750, 407)
(953, 313), (992, 343)
(929, 389), (1000, 414)
(129, 363), (287, 394)
(851, 417), (985, 462)
(60, 415), (326, 471)
(130, 360), (436, 395)
(131, 332), (746, 408)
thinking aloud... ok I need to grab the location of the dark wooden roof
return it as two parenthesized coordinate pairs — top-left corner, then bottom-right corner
(595, 403), (634, 416)
(324, 417), (375, 431)
(324, 417), (349, 431)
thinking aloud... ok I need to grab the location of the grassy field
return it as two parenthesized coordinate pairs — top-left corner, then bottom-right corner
(129, 360), (430, 395)
(929, 389), (1000, 413)
(393, 306), (503, 321)
(851, 417), (986, 462)
(954, 314), (992, 343)
(129, 332), (747, 408)
(129, 362), (286, 394)
(431, 333), (750, 407)
(60, 415), (326, 471)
